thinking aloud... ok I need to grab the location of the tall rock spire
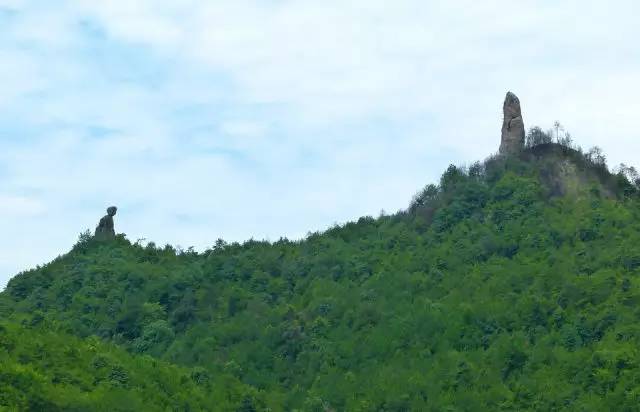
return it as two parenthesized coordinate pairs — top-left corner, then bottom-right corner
(499, 91), (525, 155)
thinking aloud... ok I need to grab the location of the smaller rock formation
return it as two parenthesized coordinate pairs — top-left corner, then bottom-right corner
(95, 206), (117, 241)
(499, 91), (525, 155)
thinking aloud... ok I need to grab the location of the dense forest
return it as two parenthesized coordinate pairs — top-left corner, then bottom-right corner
(3, 130), (640, 411)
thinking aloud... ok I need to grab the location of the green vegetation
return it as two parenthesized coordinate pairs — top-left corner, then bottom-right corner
(3, 140), (640, 411)
(0, 321), (256, 411)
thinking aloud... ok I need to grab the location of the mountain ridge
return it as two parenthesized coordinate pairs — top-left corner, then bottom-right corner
(3, 135), (640, 410)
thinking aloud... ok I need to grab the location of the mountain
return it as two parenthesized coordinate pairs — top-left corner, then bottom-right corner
(0, 321), (254, 411)
(2, 139), (640, 411)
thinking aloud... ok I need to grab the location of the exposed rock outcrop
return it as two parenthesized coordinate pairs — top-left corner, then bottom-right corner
(95, 206), (117, 241)
(499, 91), (525, 155)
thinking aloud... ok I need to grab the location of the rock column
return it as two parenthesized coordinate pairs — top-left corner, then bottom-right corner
(499, 91), (525, 155)
(95, 206), (117, 241)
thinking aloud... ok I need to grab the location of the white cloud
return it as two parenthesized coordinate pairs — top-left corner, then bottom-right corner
(1, 0), (640, 288)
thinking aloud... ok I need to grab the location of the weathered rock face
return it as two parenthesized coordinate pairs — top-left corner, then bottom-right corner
(499, 91), (525, 155)
(95, 206), (117, 241)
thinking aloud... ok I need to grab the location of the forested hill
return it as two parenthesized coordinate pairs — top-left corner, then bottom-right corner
(3, 142), (640, 411)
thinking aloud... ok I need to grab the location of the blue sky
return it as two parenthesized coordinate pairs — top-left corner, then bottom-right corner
(1, 0), (640, 288)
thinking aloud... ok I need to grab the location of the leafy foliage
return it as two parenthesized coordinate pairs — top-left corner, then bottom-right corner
(3, 142), (640, 410)
(0, 321), (259, 411)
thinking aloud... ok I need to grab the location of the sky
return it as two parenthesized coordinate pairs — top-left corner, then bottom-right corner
(1, 0), (640, 289)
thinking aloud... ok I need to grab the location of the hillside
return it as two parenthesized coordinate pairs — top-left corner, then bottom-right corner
(2, 141), (640, 411)
(0, 321), (254, 411)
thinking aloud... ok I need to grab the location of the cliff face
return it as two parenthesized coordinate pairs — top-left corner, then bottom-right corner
(499, 91), (525, 155)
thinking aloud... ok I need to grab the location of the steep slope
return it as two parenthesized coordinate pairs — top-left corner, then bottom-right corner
(3, 143), (640, 411)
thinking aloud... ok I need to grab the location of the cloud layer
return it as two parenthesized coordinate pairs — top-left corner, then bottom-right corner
(1, 0), (640, 288)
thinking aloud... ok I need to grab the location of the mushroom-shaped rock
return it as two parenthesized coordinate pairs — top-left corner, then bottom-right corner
(499, 91), (525, 155)
(95, 206), (117, 241)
